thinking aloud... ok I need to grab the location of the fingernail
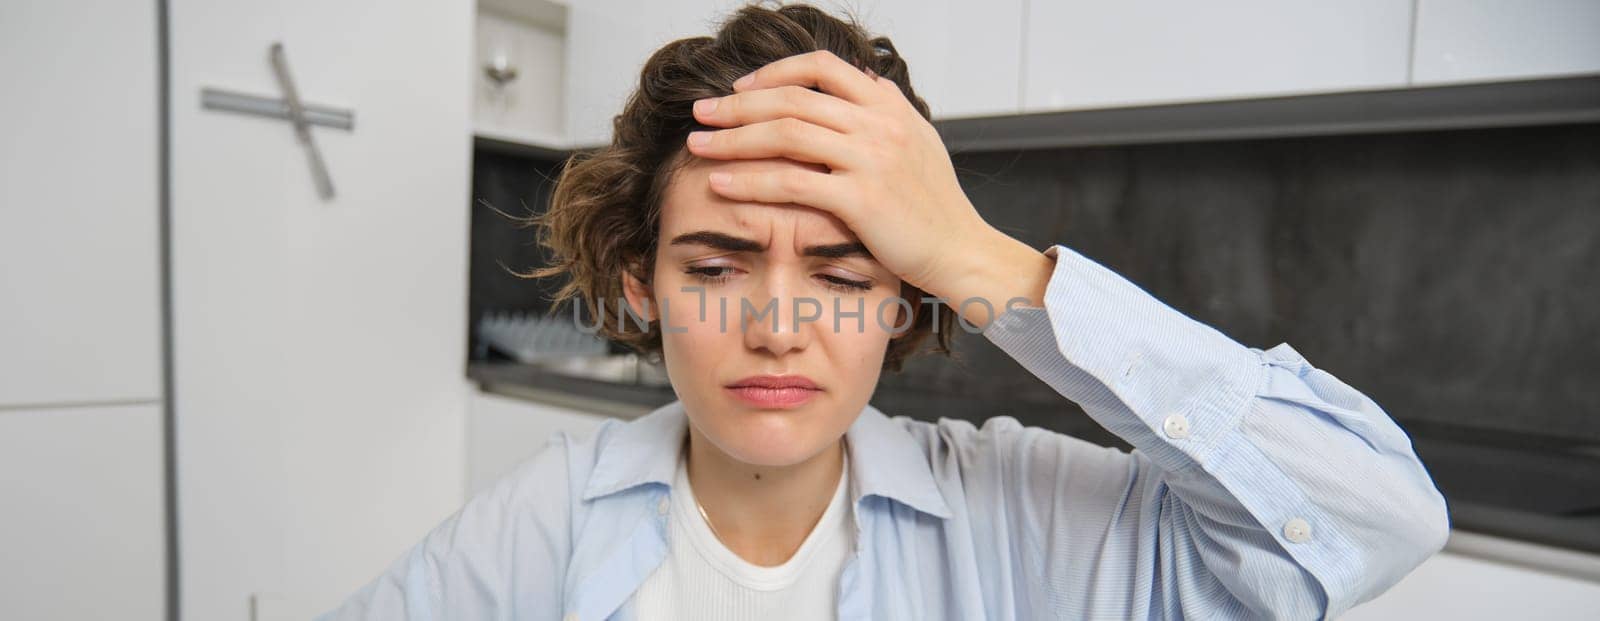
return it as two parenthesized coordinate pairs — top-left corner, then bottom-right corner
(688, 131), (711, 147)
(709, 171), (732, 186)
(733, 73), (754, 90)
(694, 98), (718, 116)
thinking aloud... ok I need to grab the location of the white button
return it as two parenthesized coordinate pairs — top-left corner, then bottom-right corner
(1283, 517), (1312, 543)
(658, 497), (670, 515)
(564, 613), (579, 621)
(1162, 414), (1190, 439)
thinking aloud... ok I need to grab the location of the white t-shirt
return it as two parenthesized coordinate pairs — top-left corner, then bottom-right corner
(632, 449), (854, 620)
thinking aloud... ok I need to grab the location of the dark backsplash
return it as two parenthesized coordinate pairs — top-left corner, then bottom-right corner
(470, 123), (1600, 445)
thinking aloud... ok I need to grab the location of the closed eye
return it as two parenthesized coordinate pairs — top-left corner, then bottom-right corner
(684, 266), (871, 293)
(685, 266), (739, 284)
(817, 274), (871, 292)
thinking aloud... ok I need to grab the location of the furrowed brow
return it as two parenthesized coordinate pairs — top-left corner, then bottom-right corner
(668, 231), (872, 260)
(668, 230), (765, 252)
(802, 241), (873, 260)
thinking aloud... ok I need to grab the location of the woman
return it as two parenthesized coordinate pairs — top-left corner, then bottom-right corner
(323, 3), (1448, 619)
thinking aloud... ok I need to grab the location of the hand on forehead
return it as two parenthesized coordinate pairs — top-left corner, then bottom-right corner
(664, 156), (858, 252)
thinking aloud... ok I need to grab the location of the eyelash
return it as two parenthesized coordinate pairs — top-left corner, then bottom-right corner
(684, 266), (872, 293)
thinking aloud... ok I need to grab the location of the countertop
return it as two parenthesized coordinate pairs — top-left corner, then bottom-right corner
(467, 360), (1600, 562)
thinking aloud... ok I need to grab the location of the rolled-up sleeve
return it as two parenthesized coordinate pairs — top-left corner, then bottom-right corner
(978, 243), (1450, 620)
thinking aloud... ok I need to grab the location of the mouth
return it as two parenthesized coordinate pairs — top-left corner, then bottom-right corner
(724, 374), (821, 409)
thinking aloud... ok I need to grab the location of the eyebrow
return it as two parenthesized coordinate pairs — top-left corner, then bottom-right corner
(668, 230), (873, 260)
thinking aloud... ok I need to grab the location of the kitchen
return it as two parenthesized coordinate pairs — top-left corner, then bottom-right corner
(3, 0), (1598, 619)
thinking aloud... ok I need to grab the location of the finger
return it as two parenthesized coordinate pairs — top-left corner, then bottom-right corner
(872, 74), (917, 113)
(694, 85), (865, 134)
(706, 166), (858, 221)
(687, 118), (865, 170)
(732, 50), (881, 107)
(873, 74), (901, 98)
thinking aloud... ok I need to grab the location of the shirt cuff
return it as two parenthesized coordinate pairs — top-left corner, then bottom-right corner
(980, 243), (1266, 474)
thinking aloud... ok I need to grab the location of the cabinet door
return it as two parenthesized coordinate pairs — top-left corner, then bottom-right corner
(0, 0), (161, 407)
(563, 1), (1014, 145)
(565, 0), (747, 148)
(0, 403), (165, 621)
(168, 0), (474, 618)
(1413, 0), (1600, 85)
(851, 0), (1025, 119)
(1342, 548), (1600, 619)
(474, 7), (567, 144)
(467, 390), (612, 495)
(1023, 0), (1413, 111)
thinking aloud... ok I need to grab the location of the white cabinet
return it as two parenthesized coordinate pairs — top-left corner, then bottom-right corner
(1344, 546), (1600, 619)
(169, 0), (474, 617)
(543, 1), (1595, 148)
(843, 1), (1026, 119)
(561, 0), (1018, 147)
(467, 390), (611, 495)
(1022, 1), (1414, 111)
(564, 0), (745, 148)
(1, 3), (166, 617)
(1413, 0), (1600, 85)
(0, 404), (165, 621)
(474, 0), (568, 147)
(0, 0), (162, 407)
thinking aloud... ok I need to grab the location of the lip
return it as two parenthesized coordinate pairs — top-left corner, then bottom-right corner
(724, 374), (821, 409)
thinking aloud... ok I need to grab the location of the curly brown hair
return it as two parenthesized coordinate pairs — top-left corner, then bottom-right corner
(523, 1), (956, 372)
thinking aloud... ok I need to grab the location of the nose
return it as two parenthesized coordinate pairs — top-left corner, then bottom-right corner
(740, 270), (814, 357)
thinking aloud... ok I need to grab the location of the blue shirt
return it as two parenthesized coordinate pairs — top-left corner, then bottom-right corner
(319, 243), (1450, 620)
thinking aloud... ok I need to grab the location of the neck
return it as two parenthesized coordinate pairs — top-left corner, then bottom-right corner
(684, 424), (845, 567)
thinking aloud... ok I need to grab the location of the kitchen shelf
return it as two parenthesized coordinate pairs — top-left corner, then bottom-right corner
(474, 126), (573, 160)
(473, 0), (568, 158)
(937, 74), (1600, 152)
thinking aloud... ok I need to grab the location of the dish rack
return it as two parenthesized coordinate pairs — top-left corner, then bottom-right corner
(476, 309), (610, 363)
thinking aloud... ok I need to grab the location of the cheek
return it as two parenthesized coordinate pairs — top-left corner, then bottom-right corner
(815, 294), (895, 373)
(656, 283), (737, 364)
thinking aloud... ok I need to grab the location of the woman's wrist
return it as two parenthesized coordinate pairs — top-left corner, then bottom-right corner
(924, 226), (1054, 330)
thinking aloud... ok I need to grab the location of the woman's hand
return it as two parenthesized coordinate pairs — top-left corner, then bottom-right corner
(685, 50), (1053, 327)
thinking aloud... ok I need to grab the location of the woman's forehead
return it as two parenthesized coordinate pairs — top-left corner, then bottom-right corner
(660, 157), (855, 244)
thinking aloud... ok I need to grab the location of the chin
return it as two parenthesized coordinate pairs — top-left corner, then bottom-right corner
(719, 415), (826, 467)
(696, 399), (835, 467)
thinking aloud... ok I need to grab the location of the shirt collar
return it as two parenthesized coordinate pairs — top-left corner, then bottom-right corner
(580, 399), (953, 520)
